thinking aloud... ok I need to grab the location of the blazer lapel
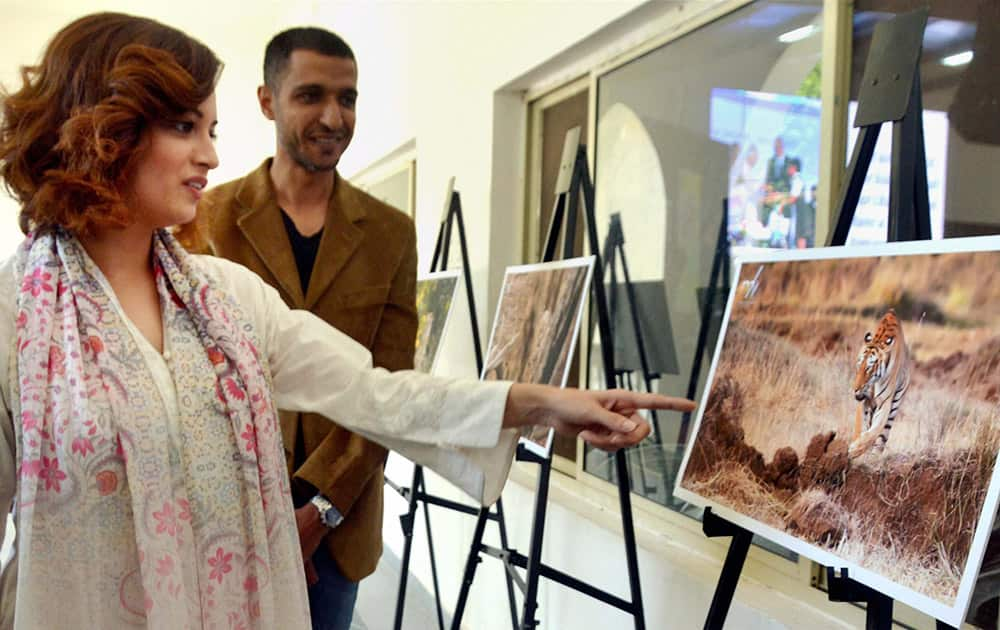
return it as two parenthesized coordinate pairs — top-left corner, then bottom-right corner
(234, 162), (306, 307)
(304, 174), (366, 310)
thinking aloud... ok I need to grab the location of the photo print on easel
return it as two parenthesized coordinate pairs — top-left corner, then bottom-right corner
(413, 270), (461, 374)
(674, 236), (1000, 627)
(483, 257), (594, 457)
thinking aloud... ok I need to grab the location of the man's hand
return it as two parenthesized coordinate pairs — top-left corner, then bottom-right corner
(304, 557), (320, 586)
(295, 503), (328, 586)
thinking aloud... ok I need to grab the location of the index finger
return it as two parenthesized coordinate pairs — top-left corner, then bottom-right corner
(604, 390), (696, 412)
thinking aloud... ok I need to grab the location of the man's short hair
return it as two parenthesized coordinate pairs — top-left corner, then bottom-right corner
(263, 27), (355, 89)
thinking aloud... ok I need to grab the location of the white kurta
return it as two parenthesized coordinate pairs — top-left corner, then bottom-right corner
(0, 254), (518, 628)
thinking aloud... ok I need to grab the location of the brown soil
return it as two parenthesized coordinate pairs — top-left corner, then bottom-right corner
(685, 376), (765, 481)
(839, 453), (987, 563)
(683, 375), (988, 572)
(921, 337), (1000, 403)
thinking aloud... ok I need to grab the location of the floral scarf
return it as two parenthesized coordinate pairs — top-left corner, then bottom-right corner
(8, 229), (309, 628)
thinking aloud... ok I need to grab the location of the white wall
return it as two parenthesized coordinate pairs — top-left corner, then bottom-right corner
(318, 1), (660, 313)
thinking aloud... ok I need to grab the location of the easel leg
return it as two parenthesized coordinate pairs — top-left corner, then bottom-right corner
(910, 74), (932, 241)
(827, 567), (898, 630)
(703, 510), (752, 630)
(419, 474), (447, 630)
(450, 507), (490, 630)
(615, 450), (646, 630)
(495, 498), (521, 630)
(520, 459), (552, 630)
(394, 465), (423, 630)
(865, 592), (893, 630)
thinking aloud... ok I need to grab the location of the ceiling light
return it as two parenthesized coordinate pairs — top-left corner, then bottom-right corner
(941, 51), (974, 67)
(778, 24), (817, 44)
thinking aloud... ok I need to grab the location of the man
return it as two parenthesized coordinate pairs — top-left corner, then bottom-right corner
(760, 136), (792, 230)
(765, 135), (789, 192)
(797, 183), (817, 249)
(196, 28), (417, 630)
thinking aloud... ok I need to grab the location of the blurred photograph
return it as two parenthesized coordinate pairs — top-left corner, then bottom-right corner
(676, 238), (1000, 626)
(414, 271), (460, 374)
(483, 258), (594, 457)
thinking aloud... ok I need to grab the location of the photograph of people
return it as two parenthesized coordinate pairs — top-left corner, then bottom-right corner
(729, 136), (814, 250)
(0, 13), (693, 629)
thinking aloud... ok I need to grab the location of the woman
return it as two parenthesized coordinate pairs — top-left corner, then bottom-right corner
(0, 12), (692, 629)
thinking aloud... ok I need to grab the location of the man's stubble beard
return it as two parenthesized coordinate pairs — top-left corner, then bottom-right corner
(285, 138), (339, 173)
(281, 129), (339, 174)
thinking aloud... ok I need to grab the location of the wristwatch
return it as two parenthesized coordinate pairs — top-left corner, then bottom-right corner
(309, 494), (344, 529)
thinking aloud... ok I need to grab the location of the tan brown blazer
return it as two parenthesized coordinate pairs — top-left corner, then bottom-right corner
(196, 159), (417, 582)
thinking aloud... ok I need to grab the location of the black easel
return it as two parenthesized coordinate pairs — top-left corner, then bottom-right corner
(388, 179), (518, 630)
(451, 127), (648, 629)
(696, 10), (957, 630)
(600, 212), (670, 495)
(677, 200), (730, 449)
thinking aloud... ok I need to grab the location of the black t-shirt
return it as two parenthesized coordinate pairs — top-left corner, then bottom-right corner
(280, 209), (323, 295)
(280, 209), (324, 503)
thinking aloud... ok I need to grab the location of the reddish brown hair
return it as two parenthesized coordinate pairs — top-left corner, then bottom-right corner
(0, 12), (221, 235)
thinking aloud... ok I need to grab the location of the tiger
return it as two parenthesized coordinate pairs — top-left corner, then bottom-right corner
(848, 309), (911, 459)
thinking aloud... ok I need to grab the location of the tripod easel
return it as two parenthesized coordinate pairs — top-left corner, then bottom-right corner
(388, 179), (518, 630)
(598, 212), (672, 496)
(451, 127), (648, 629)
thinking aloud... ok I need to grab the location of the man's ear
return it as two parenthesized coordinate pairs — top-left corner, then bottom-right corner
(258, 84), (276, 121)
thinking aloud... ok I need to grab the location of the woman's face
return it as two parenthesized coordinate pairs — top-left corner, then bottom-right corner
(126, 93), (219, 229)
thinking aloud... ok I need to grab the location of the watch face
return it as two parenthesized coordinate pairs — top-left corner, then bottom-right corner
(322, 509), (343, 527)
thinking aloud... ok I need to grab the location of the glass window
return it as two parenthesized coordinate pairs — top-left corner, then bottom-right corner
(525, 83), (590, 468)
(588, 0), (824, 559)
(847, 2), (1000, 243)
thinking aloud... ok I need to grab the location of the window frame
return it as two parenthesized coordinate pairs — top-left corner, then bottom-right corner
(349, 139), (418, 219)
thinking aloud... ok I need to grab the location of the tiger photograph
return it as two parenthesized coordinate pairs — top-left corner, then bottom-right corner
(675, 243), (1000, 625)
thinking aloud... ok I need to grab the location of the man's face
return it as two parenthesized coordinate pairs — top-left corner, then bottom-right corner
(774, 137), (784, 157)
(260, 50), (357, 172)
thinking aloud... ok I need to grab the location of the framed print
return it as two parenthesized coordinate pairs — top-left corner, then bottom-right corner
(414, 270), (461, 374)
(675, 236), (1000, 627)
(483, 257), (594, 458)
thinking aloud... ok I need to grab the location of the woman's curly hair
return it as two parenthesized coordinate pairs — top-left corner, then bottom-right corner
(0, 12), (221, 235)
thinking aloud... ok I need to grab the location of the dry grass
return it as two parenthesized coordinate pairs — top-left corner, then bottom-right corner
(718, 322), (855, 457)
(834, 535), (962, 604)
(685, 439), (993, 604)
(685, 462), (789, 530)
